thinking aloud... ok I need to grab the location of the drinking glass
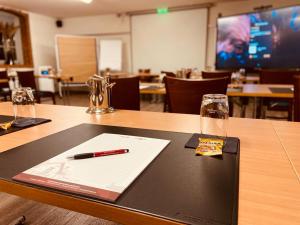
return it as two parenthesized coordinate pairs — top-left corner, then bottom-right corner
(200, 94), (229, 137)
(12, 87), (36, 126)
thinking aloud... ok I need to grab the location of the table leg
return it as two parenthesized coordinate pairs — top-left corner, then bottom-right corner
(58, 81), (63, 98)
(253, 97), (257, 118)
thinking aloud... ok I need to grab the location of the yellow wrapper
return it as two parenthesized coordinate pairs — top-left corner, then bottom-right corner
(195, 138), (224, 156)
(0, 121), (13, 130)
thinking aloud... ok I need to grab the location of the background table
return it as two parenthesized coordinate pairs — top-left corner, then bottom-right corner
(139, 83), (294, 98)
(0, 102), (299, 225)
(0, 79), (8, 84)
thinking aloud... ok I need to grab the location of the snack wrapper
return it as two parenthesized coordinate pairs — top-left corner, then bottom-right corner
(195, 138), (224, 156)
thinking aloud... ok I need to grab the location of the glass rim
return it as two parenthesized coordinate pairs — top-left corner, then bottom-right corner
(12, 87), (33, 92)
(202, 94), (228, 100)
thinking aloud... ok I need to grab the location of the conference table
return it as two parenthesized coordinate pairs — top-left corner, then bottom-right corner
(0, 79), (8, 84)
(140, 83), (294, 98)
(0, 102), (299, 225)
(140, 83), (294, 118)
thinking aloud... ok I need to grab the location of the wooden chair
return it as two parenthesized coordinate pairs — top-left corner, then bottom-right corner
(144, 69), (151, 74)
(161, 71), (176, 78)
(201, 71), (239, 117)
(138, 69), (153, 82)
(201, 71), (232, 80)
(161, 71), (177, 112)
(0, 70), (10, 101)
(16, 70), (56, 104)
(294, 75), (300, 122)
(260, 70), (300, 120)
(260, 70), (300, 84)
(165, 77), (228, 114)
(110, 76), (140, 110)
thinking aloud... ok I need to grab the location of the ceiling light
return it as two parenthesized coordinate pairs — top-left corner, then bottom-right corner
(81, 0), (93, 4)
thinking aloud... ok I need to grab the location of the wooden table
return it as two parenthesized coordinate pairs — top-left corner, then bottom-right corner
(140, 83), (294, 98)
(0, 102), (299, 225)
(227, 84), (293, 98)
(0, 79), (8, 84)
(110, 73), (160, 80)
(137, 73), (160, 80)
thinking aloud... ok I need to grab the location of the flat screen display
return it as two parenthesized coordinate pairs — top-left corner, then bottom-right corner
(216, 5), (300, 69)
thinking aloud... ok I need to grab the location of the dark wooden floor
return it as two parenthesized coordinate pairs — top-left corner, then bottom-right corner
(0, 93), (287, 225)
(0, 192), (119, 225)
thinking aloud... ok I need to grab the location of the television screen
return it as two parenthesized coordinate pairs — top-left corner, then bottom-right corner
(216, 5), (300, 69)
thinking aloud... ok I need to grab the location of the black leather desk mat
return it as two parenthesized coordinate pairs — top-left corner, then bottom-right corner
(0, 115), (51, 136)
(185, 133), (239, 154)
(269, 87), (293, 94)
(0, 124), (239, 225)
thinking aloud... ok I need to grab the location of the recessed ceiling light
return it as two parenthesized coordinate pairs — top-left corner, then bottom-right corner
(81, 0), (93, 4)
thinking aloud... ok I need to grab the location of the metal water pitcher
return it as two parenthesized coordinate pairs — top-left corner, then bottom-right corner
(86, 74), (115, 114)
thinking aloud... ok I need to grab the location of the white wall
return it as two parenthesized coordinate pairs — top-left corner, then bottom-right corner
(28, 13), (58, 92)
(58, 14), (131, 72)
(29, 12), (58, 73)
(132, 9), (207, 73)
(207, 0), (300, 69)
(59, 14), (130, 34)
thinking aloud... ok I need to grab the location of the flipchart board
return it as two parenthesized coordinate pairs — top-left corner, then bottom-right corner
(56, 35), (98, 82)
(99, 40), (122, 71)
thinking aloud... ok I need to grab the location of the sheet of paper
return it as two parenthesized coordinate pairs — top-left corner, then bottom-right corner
(14, 133), (170, 202)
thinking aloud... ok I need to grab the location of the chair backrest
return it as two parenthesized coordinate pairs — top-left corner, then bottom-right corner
(17, 70), (37, 89)
(161, 71), (176, 78)
(260, 70), (300, 84)
(165, 76), (229, 114)
(110, 76), (140, 110)
(0, 70), (9, 89)
(186, 71), (192, 79)
(138, 69), (151, 74)
(294, 75), (300, 122)
(202, 71), (232, 80)
(144, 69), (151, 74)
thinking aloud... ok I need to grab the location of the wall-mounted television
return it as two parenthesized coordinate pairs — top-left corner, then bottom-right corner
(216, 5), (300, 70)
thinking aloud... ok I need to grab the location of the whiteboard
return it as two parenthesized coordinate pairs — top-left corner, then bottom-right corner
(99, 40), (122, 71)
(132, 9), (208, 73)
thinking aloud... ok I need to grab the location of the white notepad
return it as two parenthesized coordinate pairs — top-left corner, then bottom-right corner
(13, 133), (170, 202)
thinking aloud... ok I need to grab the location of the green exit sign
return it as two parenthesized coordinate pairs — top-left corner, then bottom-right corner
(157, 7), (169, 15)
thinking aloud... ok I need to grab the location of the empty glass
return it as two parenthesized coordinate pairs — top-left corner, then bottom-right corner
(200, 94), (229, 137)
(12, 87), (36, 126)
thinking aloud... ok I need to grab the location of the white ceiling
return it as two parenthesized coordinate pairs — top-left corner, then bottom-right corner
(0, 0), (238, 18)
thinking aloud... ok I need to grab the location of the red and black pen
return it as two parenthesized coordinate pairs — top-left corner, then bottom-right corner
(67, 149), (129, 160)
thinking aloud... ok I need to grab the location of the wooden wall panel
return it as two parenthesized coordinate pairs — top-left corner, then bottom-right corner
(57, 36), (97, 82)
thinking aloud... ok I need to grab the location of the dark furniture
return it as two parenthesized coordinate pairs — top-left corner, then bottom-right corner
(260, 70), (300, 84)
(259, 70), (300, 120)
(294, 75), (300, 122)
(165, 76), (228, 114)
(0, 70), (10, 101)
(202, 71), (232, 80)
(17, 70), (56, 104)
(0, 123), (239, 225)
(138, 69), (155, 82)
(111, 76), (140, 110)
(202, 71), (247, 117)
(161, 71), (176, 78)
(161, 71), (178, 112)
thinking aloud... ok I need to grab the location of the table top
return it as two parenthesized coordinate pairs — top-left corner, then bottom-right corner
(0, 102), (299, 225)
(109, 73), (160, 78)
(227, 84), (293, 98)
(137, 73), (160, 77)
(0, 79), (8, 84)
(140, 83), (294, 98)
